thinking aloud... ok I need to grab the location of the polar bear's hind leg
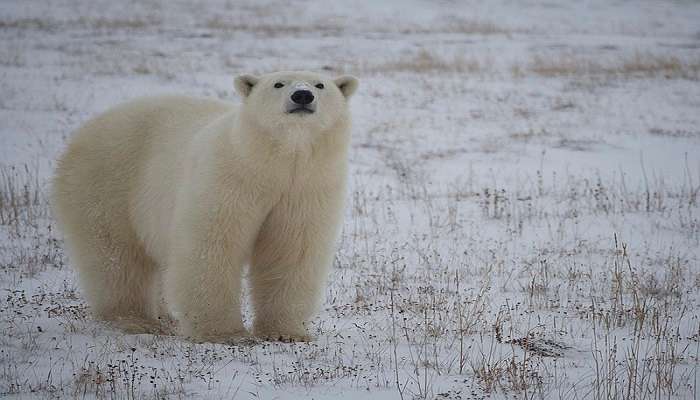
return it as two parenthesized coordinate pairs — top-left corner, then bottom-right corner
(61, 218), (162, 333)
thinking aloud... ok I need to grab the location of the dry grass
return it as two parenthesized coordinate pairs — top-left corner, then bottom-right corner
(0, 17), (57, 31)
(0, 16), (160, 32)
(397, 17), (513, 35)
(204, 16), (343, 37)
(204, 14), (510, 37)
(355, 51), (700, 79)
(649, 127), (700, 138)
(0, 163), (45, 234)
(358, 49), (487, 75)
(527, 53), (700, 79)
(0, 163), (61, 279)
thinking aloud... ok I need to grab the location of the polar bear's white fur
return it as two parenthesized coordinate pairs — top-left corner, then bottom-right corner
(51, 71), (358, 342)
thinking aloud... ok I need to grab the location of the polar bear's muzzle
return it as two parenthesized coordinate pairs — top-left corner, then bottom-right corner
(286, 89), (316, 115)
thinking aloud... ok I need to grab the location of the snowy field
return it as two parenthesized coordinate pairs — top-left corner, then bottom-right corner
(2, 0), (700, 398)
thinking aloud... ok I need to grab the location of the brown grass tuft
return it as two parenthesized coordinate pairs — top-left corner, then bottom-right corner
(204, 16), (343, 37)
(527, 53), (700, 79)
(359, 49), (487, 75)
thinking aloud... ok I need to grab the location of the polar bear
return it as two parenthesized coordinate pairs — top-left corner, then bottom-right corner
(51, 71), (358, 342)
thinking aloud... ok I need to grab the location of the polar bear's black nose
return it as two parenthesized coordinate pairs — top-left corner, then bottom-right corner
(291, 90), (314, 105)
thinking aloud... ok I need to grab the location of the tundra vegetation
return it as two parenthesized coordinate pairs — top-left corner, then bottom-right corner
(1, 0), (699, 399)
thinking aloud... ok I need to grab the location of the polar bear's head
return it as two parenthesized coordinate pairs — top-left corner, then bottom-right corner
(234, 71), (358, 136)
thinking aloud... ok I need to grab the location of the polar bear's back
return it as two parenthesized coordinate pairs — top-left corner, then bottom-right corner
(62, 95), (233, 159)
(52, 95), (235, 263)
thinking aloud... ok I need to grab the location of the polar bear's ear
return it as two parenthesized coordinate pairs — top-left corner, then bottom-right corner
(234, 74), (259, 98)
(334, 75), (358, 98)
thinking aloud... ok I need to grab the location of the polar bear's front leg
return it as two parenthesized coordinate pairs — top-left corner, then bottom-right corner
(165, 241), (248, 343)
(249, 259), (329, 342)
(250, 190), (344, 342)
(165, 192), (267, 344)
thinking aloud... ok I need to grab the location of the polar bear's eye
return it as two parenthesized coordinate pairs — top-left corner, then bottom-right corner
(315, 83), (324, 89)
(274, 82), (284, 89)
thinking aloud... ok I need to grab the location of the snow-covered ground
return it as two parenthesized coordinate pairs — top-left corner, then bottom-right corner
(2, 0), (700, 398)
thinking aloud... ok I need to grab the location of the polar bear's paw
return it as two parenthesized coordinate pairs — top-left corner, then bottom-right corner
(111, 317), (169, 335)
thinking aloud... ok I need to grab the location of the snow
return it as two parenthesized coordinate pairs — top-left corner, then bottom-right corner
(1, 0), (699, 399)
